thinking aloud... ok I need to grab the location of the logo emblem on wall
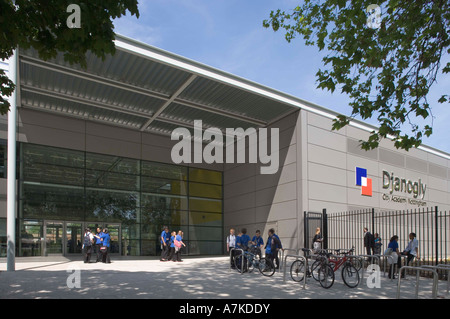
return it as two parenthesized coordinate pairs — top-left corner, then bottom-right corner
(356, 167), (372, 197)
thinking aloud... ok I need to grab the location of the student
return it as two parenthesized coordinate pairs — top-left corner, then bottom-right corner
(94, 227), (104, 263)
(374, 233), (382, 255)
(265, 228), (283, 270)
(174, 230), (186, 262)
(167, 231), (177, 262)
(100, 228), (111, 264)
(387, 235), (400, 279)
(401, 232), (419, 266)
(238, 228), (251, 251)
(312, 227), (322, 253)
(251, 230), (264, 257)
(272, 230), (283, 269)
(226, 228), (237, 268)
(363, 227), (375, 255)
(160, 226), (170, 261)
(82, 228), (94, 263)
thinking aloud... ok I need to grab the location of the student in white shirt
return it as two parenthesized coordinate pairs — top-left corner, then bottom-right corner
(402, 232), (419, 266)
(226, 228), (236, 268)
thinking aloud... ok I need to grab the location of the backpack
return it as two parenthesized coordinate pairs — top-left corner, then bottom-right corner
(84, 233), (92, 247)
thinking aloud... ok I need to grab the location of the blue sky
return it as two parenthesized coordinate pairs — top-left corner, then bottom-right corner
(113, 0), (450, 154)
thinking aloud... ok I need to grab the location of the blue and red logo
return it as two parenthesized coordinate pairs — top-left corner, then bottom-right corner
(356, 167), (372, 197)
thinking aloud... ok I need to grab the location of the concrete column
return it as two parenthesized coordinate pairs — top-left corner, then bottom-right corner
(7, 49), (18, 271)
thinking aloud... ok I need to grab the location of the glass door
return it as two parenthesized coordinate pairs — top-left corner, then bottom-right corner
(20, 220), (43, 257)
(105, 224), (121, 255)
(44, 221), (64, 255)
(65, 222), (83, 254)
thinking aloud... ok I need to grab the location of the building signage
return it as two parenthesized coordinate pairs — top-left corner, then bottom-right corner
(356, 167), (372, 197)
(381, 170), (427, 206)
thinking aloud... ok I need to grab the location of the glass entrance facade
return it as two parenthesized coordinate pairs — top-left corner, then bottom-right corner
(17, 143), (223, 257)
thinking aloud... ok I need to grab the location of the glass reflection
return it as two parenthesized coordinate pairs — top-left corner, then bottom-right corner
(19, 143), (223, 256)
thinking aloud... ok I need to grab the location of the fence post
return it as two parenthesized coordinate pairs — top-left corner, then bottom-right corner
(303, 211), (307, 249)
(371, 208), (375, 234)
(322, 208), (328, 250)
(435, 206), (439, 266)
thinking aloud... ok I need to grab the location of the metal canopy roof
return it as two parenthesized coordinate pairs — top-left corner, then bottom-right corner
(18, 34), (307, 138)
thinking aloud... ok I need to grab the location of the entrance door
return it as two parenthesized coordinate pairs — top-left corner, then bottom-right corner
(65, 222), (83, 254)
(44, 221), (64, 255)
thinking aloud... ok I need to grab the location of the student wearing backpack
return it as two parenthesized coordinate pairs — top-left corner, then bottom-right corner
(82, 228), (94, 263)
(265, 229), (283, 270)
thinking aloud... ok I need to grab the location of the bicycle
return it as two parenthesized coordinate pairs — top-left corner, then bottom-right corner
(234, 245), (276, 277)
(318, 248), (360, 289)
(334, 247), (362, 272)
(290, 248), (325, 283)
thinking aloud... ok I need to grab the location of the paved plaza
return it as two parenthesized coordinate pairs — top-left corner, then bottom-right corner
(0, 256), (447, 299)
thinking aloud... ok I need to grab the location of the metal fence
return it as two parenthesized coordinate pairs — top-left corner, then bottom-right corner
(324, 207), (449, 266)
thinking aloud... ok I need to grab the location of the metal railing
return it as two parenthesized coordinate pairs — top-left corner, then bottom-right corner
(282, 254), (307, 290)
(279, 248), (299, 271)
(396, 266), (439, 299)
(421, 264), (450, 297)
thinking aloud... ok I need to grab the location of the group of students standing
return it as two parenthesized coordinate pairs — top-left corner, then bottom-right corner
(82, 227), (111, 264)
(160, 226), (186, 262)
(386, 232), (419, 278)
(226, 227), (283, 269)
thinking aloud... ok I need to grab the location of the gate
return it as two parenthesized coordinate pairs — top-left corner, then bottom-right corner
(304, 210), (326, 250)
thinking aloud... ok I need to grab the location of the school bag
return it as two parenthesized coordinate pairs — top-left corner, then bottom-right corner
(83, 233), (92, 247)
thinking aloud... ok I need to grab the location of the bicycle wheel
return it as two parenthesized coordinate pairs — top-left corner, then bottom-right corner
(342, 264), (360, 288)
(317, 264), (335, 289)
(258, 258), (275, 277)
(350, 258), (362, 271)
(311, 258), (324, 281)
(290, 260), (306, 282)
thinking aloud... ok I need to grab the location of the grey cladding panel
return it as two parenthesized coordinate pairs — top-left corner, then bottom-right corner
(428, 163), (447, 179)
(379, 148), (405, 167)
(405, 156), (428, 174)
(347, 138), (378, 160)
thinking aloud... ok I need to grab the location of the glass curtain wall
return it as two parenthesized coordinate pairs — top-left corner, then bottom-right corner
(18, 143), (223, 257)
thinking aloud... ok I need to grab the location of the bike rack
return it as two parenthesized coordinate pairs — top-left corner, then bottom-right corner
(396, 266), (439, 299)
(280, 248), (299, 272)
(282, 254), (307, 290)
(229, 248), (244, 274)
(421, 264), (450, 297)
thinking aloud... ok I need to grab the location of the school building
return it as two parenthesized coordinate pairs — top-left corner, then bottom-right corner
(1, 34), (449, 261)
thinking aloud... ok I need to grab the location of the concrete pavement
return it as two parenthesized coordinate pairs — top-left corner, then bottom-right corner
(0, 256), (447, 299)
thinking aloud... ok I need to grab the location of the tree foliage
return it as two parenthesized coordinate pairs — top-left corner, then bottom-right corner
(0, 0), (139, 114)
(263, 0), (449, 151)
